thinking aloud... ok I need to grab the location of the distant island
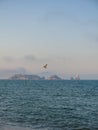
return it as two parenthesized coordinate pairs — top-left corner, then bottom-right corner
(47, 75), (62, 80)
(9, 74), (80, 80)
(9, 74), (62, 80)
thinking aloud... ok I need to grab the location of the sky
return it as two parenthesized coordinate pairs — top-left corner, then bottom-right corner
(0, 0), (98, 79)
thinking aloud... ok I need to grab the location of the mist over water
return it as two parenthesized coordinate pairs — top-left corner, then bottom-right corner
(0, 80), (98, 130)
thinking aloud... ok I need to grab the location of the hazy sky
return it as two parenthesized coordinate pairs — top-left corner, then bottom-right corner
(0, 0), (98, 79)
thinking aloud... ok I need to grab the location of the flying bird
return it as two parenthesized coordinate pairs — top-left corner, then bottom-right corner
(43, 64), (48, 69)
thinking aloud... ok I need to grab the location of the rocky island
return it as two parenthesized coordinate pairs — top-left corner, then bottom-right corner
(10, 74), (45, 80)
(47, 75), (62, 80)
(9, 74), (62, 80)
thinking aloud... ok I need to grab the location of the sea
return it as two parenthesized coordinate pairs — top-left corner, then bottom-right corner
(0, 80), (98, 130)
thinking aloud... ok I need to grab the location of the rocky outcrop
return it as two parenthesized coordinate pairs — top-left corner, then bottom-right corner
(10, 74), (45, 80)
(47, 75), (62, 80)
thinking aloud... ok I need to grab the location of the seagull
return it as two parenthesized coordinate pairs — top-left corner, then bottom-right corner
(43, 64), (48, 69)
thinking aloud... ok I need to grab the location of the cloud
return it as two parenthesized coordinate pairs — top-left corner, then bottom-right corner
(87, 33), (98, 44)
(41, 11), (63, 24)
(41, 10), (85, 28)
(24, 54), (36, 62)
(43, 10), (76, 23)
(2, 54), (37, 63)
(0, 67), (29, 79)
(44, 11), (65, 21)
(2, 56), (14, 62)
(92, 35), (98, 43)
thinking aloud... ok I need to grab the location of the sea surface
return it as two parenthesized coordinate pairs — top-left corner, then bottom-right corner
(0, 80), (98, 130)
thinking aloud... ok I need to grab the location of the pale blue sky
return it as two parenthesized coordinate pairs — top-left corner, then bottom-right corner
(0, 0), (98, 79)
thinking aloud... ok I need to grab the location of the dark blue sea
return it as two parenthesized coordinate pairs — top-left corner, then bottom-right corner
(0, 80), (98, 130)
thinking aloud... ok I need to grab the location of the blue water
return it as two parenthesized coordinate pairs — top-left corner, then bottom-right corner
(0, 80), (98, 130)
